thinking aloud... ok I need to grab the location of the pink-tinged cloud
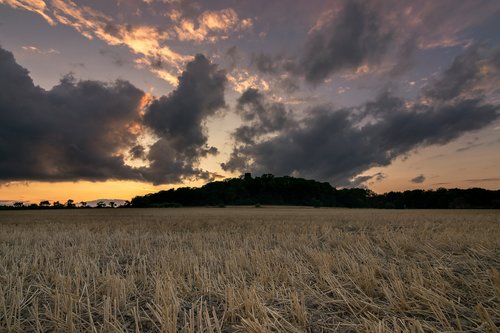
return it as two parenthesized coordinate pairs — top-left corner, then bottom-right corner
(175, 8), (252, 43)
(2, 1), (253, 85)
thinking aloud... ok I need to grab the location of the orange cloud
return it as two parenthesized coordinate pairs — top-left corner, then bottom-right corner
(3, 0), (189, 85)
(227, 69), (270, 93)
(175, 8), (252, 43)
(2, 0), (55, 25)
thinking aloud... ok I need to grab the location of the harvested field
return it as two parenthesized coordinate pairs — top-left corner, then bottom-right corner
(0, 208), (499, 332)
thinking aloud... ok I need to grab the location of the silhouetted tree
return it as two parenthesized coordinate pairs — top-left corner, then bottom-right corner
(96, 201), (106, 208)
(65, 199), (76, 208)
(39, 200), (50, 207)
(130, 174), (500, 209)
(109, 201), (116, 208)
(13, 202), (24, 208)
(80, 201), (87, 208)
(52, 201), (64, 208)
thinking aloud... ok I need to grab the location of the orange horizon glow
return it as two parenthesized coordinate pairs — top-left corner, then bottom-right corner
(1, 176), (499, 205)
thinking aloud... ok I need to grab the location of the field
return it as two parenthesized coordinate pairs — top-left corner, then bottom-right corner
(0, 208), (499, 332)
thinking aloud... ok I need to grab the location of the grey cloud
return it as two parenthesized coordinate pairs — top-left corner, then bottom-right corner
(299, 1), (392, 84)
(0, 46), (144, 182)
(129, 145), (146, 159)
(99, 48), (128, 67)
(349, 175), (374, 188)
(424, 45), (500, 101)
(224, 96), (497, 186)
(225, 46), (240, 70)
(234, 88), (290, 143)
(141, 54), (227, 184)
(252, 53), (289, 74)
(223, 46), (500, 186)
(465, 178), (500, 182)
(279, 77), (300, 94)
(375, 172), (387, 181)
(0, 47), (227, 184)
(251, 1), (395, 83)
(411, 175), (426, 184)
(253, 1), (500, 85)
(221, 88), (292, 172)
(251, 53), (300, 93)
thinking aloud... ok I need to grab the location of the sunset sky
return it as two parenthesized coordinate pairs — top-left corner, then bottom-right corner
(1, 0), (500, 204)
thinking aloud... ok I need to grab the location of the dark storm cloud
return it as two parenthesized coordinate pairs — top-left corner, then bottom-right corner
(224, 96), (498, 186)
(129, 145), (146, 159)
(233, 88), (290, 144)
(0, 47), (227, 184)
(223, 46), (500, 186)
(411, 175), (426, 184)
(0, 46), (144, 181)
(141, 54), (227, 184)
(298, 1), (392, 84)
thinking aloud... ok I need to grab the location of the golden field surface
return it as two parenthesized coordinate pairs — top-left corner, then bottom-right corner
(0, 208), (499, 333)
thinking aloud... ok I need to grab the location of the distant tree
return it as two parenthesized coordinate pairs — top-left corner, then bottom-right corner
(96, 201), (106, 208)
(13, 202), (24, 208)
(109, 201), (116, 208)
(65, 199), (76, 208)
(53, 201), (63, 208)
(122, 200), (131, 208)
(39, 200), (50, 207)
(80, 201), (87, 208)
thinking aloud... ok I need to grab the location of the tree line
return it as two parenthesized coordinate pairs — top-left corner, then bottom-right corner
(130, 173), (500, 209)
(0, 199), (126, 210)
(2, 174), (499, 210)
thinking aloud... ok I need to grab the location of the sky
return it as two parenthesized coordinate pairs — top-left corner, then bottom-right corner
(0, 0), (500, 204)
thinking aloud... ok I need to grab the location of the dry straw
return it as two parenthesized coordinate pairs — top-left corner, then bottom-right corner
(0, 208), (499, 332)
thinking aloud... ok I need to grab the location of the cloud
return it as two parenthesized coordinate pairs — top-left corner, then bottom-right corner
(250, 1), (396, 82)
(141, 54), (227, 184)
(234, 88), (291, 142)
(226, 69), (271, 94)
(298, 1), (393, 84)
(464, 178), (500, 183)
(2, 0), (55, 25)
(0, 46), (227, 184)
(252, 53), (291, 74)
(21, 45), (59, 55)
(3, 0), (188, 85)
(3, 1), (255, 85)
(0, 46), (144, 181)
(99, 48), (128, 67)
(252, 0), (500, 84)
(411, 175), (426, 184)
(174, 8), (252, 43)
(423, 45), (500, 101)
(223, 45), (500, 186)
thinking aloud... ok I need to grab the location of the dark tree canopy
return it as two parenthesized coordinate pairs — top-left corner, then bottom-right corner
(130, 174), (500, 209)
